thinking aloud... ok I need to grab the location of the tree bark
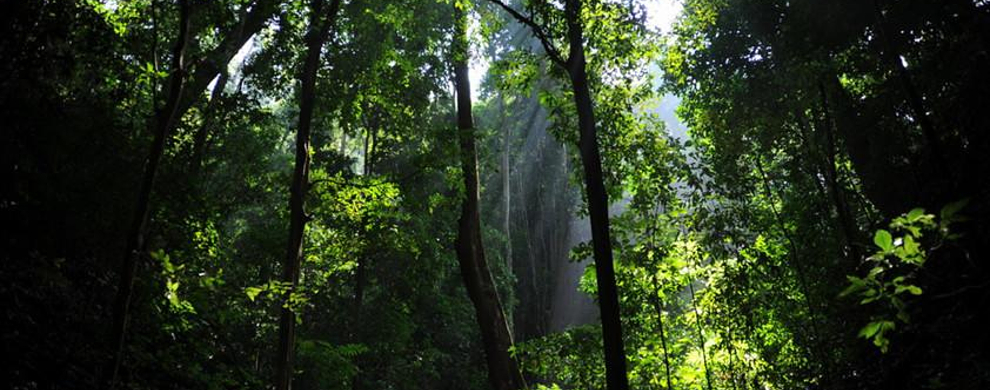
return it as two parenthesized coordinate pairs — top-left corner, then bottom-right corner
(821, 74), (918, 218)
(501, 95), (512, 274)
(816, 82), (860, 262)
(564, 1), (630, 388)
(452, 4), (525, 390)
(175, 0), (280, 117)
(108, 2), (280, 371)
(650, 275), (674, 390)
(108, 0), (191, 386)
(485, 0), (630, 386)
(274, 0), (341, 388)
(688, 281), (714, 390)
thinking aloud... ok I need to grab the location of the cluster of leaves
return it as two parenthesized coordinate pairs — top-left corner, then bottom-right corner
(842, 201), (967, 352)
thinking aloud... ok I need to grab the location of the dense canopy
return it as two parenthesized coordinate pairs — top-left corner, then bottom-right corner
(2, 0), (988, 389)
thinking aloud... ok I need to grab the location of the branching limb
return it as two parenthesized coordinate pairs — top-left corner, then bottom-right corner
(485, 0), (568, 67)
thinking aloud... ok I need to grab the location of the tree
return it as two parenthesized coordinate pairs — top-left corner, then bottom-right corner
(108, 0), (191, 384)
(3, 0), (989, 389)
(484, 0), (650, 388)
(274, 0), (342, 388)
(452, 2), (526, 389)
(107, 0), (281, 383)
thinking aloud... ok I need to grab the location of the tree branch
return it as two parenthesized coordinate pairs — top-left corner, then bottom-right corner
(485, 0), (568, 67)
(177, 0), (280, 116)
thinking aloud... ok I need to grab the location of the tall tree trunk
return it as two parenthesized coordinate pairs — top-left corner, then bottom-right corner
(350, 123), (372, 390)
(754, 156), (834, 382)
(754, 158), (818, 315)
(274, 0), (341, 388)
(646, 203), (674, 390)
(352, 115), (377, 345)
(107, 2), (280, 374)
(816, 82), (860, 262)
(452, 4), (525, 390)
(688, 281), (714, 390)
(486, 0), (629, 385)
(108, 0), (191, 385)
(564, 1), (629, 388)
(650, 275), (674, 390)
(821, 74), (918, 217)
(500, 95), (512, 273)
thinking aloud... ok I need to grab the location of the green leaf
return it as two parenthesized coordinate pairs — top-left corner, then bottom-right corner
(906, 208), (925, 222)
(858, 321), (883, 338)
(874, 229), (893, 252)
(894, 285), (922, 295)
(859, 320), (895, 340)
(245, 286), (263, 302)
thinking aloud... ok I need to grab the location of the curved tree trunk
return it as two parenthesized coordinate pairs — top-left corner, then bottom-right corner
(108, 2), (280, 379)
(274, 0), (341, 388)
(174, 0), (280, 117)
(452, 4), (525, 390)
(108, 0), (191, 385)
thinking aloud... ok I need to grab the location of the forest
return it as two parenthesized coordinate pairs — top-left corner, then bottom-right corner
(1, 0), (989, 389)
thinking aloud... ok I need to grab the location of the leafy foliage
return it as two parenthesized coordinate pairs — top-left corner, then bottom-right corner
(2, 0), (988, 389)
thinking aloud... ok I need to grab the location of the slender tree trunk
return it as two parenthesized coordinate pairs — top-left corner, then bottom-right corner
(650, 274), (674, 390)
(274, 0), (341, 388)
(362, 124), (372, 175)
(108, 4), (279, 368)
(564, 1), (629, 388)
(353, 117), (377, 333)
(754, 156), (833, 382)
(452, 4), (525, 390)
(792, 113), (831, 207)
(816, 82), (860, 262)
(487, 0), (629, 385)
(500, 95), (512, 273)
(688, 281), (714, 390)
(108, 1), (191, 385)
(190, 70), (229, 177)
(645, 203), (674, 390)
(754, 159), (817, 317)
(727, 334), (740, 390)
